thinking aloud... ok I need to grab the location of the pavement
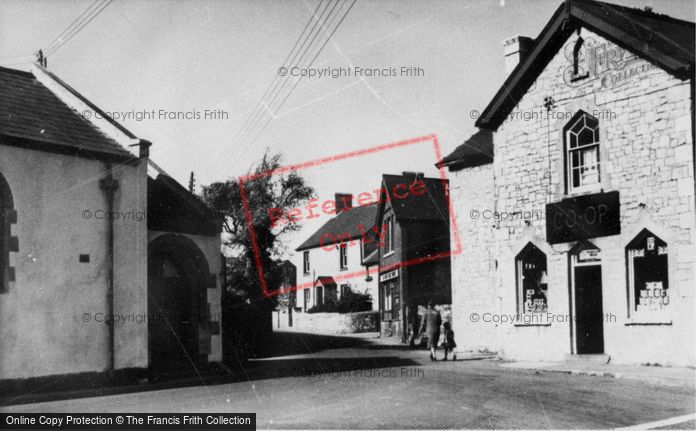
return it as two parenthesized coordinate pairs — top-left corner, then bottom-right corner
(498, 360), (695, 388)
(0, 330), (695, 429)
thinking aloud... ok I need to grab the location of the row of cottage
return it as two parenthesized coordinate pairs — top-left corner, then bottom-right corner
(0, 0), (694, 391)
(293, 0), (695, 366)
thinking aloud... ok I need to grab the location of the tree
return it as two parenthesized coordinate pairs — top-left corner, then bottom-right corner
(201, 152), (314, 357)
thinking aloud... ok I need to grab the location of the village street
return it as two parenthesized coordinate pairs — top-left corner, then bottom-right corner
(1, 331), (695, 429)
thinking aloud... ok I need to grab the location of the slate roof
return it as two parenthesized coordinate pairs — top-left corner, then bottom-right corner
(296, 203), (378, 251)
(378, 174), (450, 224)
(436, 129), (494, 171)
(476, 0), (695, 131)
(0, 66), (134, 159)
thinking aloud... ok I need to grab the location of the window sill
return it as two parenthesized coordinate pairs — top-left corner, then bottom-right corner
(565, 186), (603, 198)
(383, 251), (395, 258)
(625, 318), (672, 326)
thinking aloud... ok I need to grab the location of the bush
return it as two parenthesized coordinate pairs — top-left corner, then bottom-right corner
(337, 291), (373, 313)
(307, 302), (338, 313)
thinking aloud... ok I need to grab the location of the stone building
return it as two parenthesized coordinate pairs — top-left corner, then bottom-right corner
(0, 63), (223, 391)
(438, 0), (694, 365)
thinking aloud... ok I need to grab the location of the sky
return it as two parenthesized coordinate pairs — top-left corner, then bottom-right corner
(0, 0), (695, 256)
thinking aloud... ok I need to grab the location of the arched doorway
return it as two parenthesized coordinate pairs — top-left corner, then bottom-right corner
(148, 234), (210, 371)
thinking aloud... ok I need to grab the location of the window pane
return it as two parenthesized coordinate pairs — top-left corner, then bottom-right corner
(579, 127), (594, 146)
(580, 147), (599, 186)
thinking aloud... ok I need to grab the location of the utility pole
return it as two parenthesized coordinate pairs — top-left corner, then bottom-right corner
(189, 171), (195, 194)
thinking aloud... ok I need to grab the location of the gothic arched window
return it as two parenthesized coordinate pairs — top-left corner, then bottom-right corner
(626, 229), (669, 315)
(515, 243), (548, 314)
(564, 111), (601, 193)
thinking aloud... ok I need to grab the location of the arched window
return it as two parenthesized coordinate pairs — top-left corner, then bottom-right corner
(626, 229), (669, 315)
(515, 243), (548, 314)
(564, 111), (600, 193)
(0, 173), (17, 294)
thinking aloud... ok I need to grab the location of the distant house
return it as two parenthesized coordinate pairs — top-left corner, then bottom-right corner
(375, 172), (452, 339)
(0, 64), (223, 390)
(295, 194), (379, 312)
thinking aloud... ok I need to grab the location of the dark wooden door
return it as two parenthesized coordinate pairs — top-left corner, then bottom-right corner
(148, 255), (197, 369)
(574, 265), (604, 354)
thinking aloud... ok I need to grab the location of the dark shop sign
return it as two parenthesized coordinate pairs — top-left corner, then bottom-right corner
(545, 191), (620, 244)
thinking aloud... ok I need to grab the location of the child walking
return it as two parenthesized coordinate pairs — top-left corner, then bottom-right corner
(441, 321), (457, 361)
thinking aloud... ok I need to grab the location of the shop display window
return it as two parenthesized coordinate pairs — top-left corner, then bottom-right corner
(515, 243), (548, 314)
(626, 229), (669, 315)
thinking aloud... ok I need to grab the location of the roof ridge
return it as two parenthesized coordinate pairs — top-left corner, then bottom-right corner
(587, 0), (696, 26)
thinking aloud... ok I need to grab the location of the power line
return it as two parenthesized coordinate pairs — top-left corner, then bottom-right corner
(221, 0), (329, 163)
(219, 0), (357, 176)
(235, 0), (357, 160)
(44, 0), (103, 53)
(45, 0), (113, 56)
(222, 0), (338, 164)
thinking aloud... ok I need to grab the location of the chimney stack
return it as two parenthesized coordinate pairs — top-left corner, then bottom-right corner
(503, 36), (534, 74)
(334, 193), (353, 214)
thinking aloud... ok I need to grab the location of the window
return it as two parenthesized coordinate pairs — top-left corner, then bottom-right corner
(303, 250), (310, 275)
(341, 284), (351, 297)
(0, 173), (16, 294)
(515, 243), (548, 314)
(565, 111), (600, 193)
(339, 243), (348, 270)
(626, 229), (669, 315)
(383, 215), (394, 256)
(303, 288), (310, 312)
(381, 282), (398, 320)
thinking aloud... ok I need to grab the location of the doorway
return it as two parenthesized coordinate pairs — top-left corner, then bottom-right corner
(147, 234), (211, 372)
(148, 254), (199, 369)
(570, 241), (604, 354)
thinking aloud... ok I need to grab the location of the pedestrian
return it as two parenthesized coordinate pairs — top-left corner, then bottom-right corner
(441, 321), (457, 361)
(419, 300), (441, 361)
(407, 304), (421, 348)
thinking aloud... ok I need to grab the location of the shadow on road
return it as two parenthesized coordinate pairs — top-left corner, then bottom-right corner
(256, 330), (376, 358)
(1, 331), (417, 407)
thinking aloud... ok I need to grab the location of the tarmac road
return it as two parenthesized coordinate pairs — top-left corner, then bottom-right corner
(1, 331), (694, 429)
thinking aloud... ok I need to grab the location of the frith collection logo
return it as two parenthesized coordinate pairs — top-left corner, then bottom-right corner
(563, 37), (657, 89)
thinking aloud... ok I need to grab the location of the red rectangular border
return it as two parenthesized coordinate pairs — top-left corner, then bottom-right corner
(238, 134), (462, 298)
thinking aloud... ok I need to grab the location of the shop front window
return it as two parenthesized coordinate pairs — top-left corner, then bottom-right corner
(381, 282), (398, 321)
(515, 243), (548, 314)
(626, 229), (669, 315)
(565, 111), (600, 193)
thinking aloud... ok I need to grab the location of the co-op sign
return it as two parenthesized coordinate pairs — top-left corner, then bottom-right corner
(545, 191), (620, 244)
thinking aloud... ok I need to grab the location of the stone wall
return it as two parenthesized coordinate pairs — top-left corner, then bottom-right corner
(274, 310), (379, 334)
(449, 28), (695, 365)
